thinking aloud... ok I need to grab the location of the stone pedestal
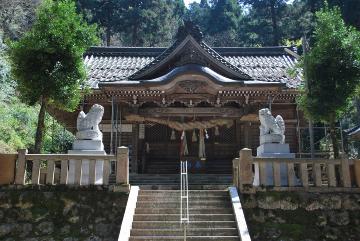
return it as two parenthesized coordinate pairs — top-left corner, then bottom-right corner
(254, 143), (295, 186)
(260, 134), (283, 145)
(72, 140), (104, 151)
(68, 150), (106, 185)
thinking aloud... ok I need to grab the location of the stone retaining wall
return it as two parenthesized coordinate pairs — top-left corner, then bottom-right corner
(0, 186), (128, 241)
(242, 191), (360, 241)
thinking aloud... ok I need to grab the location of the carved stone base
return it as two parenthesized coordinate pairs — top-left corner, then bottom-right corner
(76, 130), (102, 140)
(260, 134), (284, 145)
(72, 140), (104, 151)
(257, 143), (293, 157)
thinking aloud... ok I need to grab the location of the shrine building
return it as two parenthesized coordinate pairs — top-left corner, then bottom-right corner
(52, 23), (303, 174)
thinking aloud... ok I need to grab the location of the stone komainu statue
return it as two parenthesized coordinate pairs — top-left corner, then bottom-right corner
(259, 108), (285, 144)
(76, 104), (104, 140)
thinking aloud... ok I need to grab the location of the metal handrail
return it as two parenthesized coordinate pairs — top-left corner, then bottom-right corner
(180, 161), (189, 240)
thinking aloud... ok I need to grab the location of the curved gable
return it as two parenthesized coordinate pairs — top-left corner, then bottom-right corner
(129, 35), (252, 81)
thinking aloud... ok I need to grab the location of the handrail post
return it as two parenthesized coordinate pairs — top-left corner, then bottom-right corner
(239, 148), (253, 191)
(180, 160), (189, 240)
(15, 149), (27, 185)
(116, 146), (129, 184)
(232, 158), (239, 189)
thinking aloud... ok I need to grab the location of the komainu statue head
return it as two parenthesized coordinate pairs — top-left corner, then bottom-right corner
(259, 108), (285, 144)
(76, 104), (104, 140)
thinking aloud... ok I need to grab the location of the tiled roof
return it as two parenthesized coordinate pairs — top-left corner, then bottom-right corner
(84, 46), (302, 89)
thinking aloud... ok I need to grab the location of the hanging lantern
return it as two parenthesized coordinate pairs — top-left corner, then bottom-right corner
(205, 129), (209, 139)
(170, 129), (176, 140)
(215, 126), (220, 136)
(192, 129), (197, 142)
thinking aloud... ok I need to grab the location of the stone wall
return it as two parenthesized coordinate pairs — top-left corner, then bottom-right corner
(242, 191), (360, 241)
(0, 186), (128, 241)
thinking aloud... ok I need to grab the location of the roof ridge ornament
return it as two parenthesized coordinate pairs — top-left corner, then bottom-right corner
(176, 20), (203, 42)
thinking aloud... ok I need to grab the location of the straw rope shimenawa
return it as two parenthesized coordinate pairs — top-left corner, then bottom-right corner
(125, 114), (233, 131)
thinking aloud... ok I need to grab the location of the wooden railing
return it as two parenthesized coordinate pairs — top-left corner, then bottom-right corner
(12, 146), (129, 186)
(233, 148), (358, 191)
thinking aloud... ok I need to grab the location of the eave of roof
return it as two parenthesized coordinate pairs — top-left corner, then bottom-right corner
(85, 46), (297, 57)
(84, 45), (302, 89)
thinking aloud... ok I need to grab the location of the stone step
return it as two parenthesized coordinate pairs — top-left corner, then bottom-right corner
(138, 190), (228, 196)
(137, 195), (229, 202)
(131, 221), (237, 229)
(133, 214), (235, 221)
(131, 178), (232, 182)
(136, 201), (231, 209)
(131, 180), (232, 184)
(129, 236), (240, 241)
(130, 175), (233, 179)
(131, 228), (239, 236)
(136, 184), (230, 190)
(134, 208), (234, 215)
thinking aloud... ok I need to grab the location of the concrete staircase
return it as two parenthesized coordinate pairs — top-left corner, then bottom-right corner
(146, 158), (233, 174)
(129, 189), (240, 240)
(129, 174), (232, 190)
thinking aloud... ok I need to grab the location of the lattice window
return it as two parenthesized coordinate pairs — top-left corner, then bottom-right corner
(145, 124), (169, 142)
(218, 124), (236, 143)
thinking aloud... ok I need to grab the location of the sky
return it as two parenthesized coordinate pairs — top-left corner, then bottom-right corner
(184, 0), (200, 8)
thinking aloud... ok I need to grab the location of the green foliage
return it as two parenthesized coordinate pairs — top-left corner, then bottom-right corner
(9, 0), (99, 110)
(8, 0), (98, 153)
(43, 113), (75, 153)
(298, 5), (360, 123)
(0, 0), (40, 40)
(78, 0), (185, 47)
(0, 86), (74, 154)
(240, 0), (288, 46)
(120, 0), (185, 46)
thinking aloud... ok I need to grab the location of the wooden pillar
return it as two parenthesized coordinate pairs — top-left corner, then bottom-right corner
(131, 106), (139, 173)
(244, 123), (249, 148)
(116, 146), (129, 184)
(132, 124), (139, 173)
(235, 119), (241, 150)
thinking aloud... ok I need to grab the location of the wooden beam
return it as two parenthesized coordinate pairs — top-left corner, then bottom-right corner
(138, 107), (246, 117)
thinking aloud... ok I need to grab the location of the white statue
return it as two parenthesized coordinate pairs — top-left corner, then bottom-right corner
(259, 108), (285, 144)
(75, 104), (104, 140)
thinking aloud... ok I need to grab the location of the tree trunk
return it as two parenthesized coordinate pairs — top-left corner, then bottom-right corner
(34, 98), (47, 154)
(355, 97), (360, 124)
(106, 26), (111, 46)
(270, 0), (279, 46)
(329, 114), (339, 159)
(132, 21), (139, 46)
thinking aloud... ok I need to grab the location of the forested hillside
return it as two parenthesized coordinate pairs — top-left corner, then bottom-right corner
(1, 0), (360, 47)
